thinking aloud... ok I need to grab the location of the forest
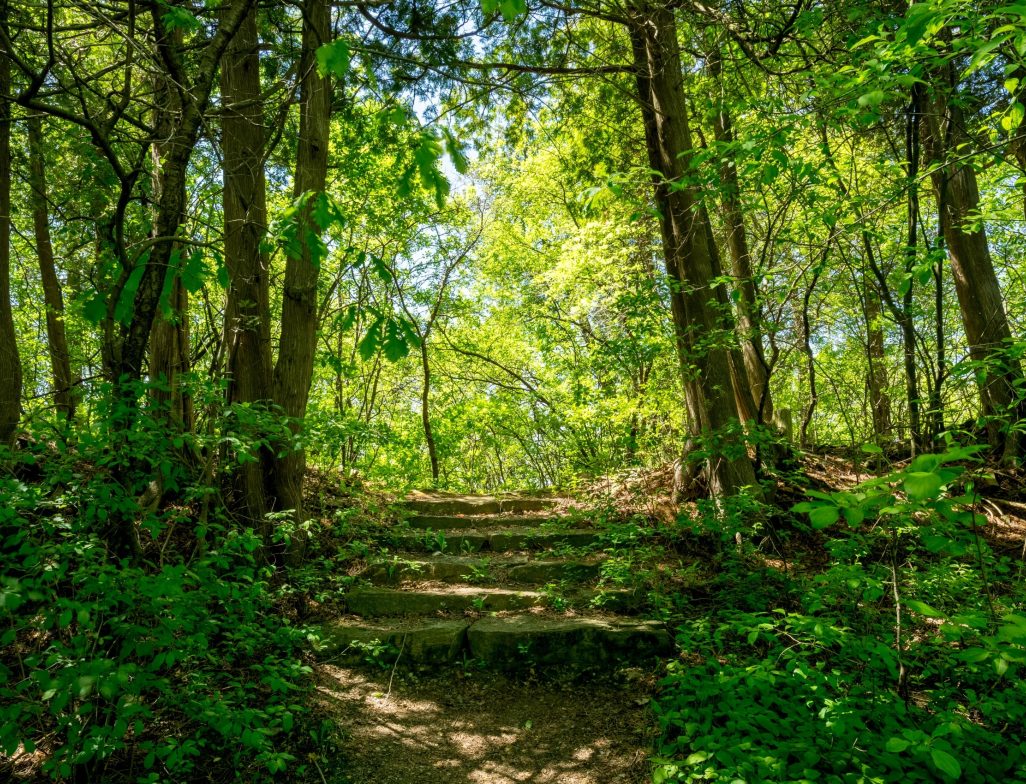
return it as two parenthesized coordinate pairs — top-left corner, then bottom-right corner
(1, 0), (1026, 782)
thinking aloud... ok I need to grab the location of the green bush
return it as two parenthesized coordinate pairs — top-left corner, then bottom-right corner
(0, 397), (322, 782)
(653, 445), (1026, 783)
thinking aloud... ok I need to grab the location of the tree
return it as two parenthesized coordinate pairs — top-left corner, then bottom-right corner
(0, 3), (22, 444)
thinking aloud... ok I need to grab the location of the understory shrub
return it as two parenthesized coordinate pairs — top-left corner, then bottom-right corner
(653, 445), (1026, 783)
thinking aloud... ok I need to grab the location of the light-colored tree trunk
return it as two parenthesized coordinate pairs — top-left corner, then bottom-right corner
(629, 3), (757, 497)
(707, 46), (774, 426)
(0, 9), (20, 445)
(27, 116), (77, 421)
(273, 0), (332, 561)
(924, 70), (1025, 462)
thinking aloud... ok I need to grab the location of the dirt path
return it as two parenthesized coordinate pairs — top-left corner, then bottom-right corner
(315, 664), (655, 784)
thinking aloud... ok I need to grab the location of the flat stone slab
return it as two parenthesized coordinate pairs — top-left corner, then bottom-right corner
(467, 616), (672, 669)
(362, 555), (605, 587)
(403, 495), (556, 516)
(393, 528), (600, 553)
(346, 586), (546, 616)
(317, 618), (469, 665)
(406, 513), (559, 530)
(362, 555), (494, 584)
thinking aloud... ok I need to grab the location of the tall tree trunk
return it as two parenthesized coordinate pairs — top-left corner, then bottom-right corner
(0, 6), (20, 445)
(798, 266), (822, 449)
(901, 85), (925, 455)
(707, 46), (774, 426)
(148, 58), (192, 433)
(27, 116), (77, 421)
(222, 2), (275, 535)
(864, 281), (891, 443)
(272, 0), (332, 560)
(629, 3), (757, 497)
(924, 69), (1026, 462)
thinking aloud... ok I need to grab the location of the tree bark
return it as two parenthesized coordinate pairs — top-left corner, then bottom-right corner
(0, 5), (20, 444)
(27, 116), (77, 421)
(924, 68), (1026, 462)
(707, 46), (774, 426)
(148, 57), (192, 433)
(420, 336), (440, 483)
(222, 1), (275, 535)
(272, 0), (332, 559)
(628, 3), (757, 497)
(864, 281), (891, 443)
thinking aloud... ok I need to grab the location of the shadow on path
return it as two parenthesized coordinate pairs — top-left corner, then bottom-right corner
(315, 663), (654, 784)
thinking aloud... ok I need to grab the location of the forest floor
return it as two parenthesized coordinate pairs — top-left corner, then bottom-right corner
(313, 665), (654, 784)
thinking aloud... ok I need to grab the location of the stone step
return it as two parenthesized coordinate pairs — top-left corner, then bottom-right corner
(318, 618), (470, 665)
(362, 555), (604, 586)
(468, 615), (672, 669)
(392, 527), (600, 553)
(317, 615), (672, 669)
(402, 494), (556, 516)
(405, 513), (561, 530)
(346, 586), (546, 616)
(347, 584), (643, 616)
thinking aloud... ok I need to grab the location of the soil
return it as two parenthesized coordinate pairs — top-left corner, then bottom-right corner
(313, 664), (657, 784)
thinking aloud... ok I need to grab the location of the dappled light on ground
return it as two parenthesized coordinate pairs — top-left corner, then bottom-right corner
(315, 664), (651, 784)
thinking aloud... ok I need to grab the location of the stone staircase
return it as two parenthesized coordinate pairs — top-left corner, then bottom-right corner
(318, 494), (673, 671)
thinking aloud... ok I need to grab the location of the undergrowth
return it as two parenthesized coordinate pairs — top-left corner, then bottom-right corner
(652, 445), (1026, 783)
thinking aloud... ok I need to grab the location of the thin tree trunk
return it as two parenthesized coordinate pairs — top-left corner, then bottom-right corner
(901, 85), (924, 455)
(865, 281), (891, 443)
(707, 45), (773, 425)
(27, 116), (77, 421)
(0, 7), (20, 445)
(629, 3), (757, 497)
(799, 265), (822, 449)
(924, 68), (1026, 462)
(420, 336), (440, 483)
(222, 1), (275, 534)
(273, 0), (332, 561)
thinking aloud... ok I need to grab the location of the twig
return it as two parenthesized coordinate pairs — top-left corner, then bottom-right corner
(386, 633), (407, 698)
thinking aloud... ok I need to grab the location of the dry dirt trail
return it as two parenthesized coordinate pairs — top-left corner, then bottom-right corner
(312, 493), (672, 784)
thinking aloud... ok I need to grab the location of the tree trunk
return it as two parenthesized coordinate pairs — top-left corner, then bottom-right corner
(147, 60), (192, 433)
(272, 0), (332, 560)
(865, 282), (891, 443)
(420, 335), (440, 483)
(0, 8), (20, 445)
(628, 4), (757, 497)
(27, 116), (77, 421)
(924, 69), (1025, 462)
(707, 46), (774, 426)
(222, 1), (275, 535)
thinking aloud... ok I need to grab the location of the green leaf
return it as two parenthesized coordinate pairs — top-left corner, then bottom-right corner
(382, 320), (411, 362)
(909, 454), (942, 472)
(885, 737), (910, 752)
(857, 90), (886, 108)
(860, 443), (883, 454)
(904, 471), (943, 501)
(482, 0), (527, 21)
(83, 293), (108, 325)
(808, 505), (840, 529)
(316, 39), (350, 78)
(906, 599), (945, 619)
(931, 748), (961, 779)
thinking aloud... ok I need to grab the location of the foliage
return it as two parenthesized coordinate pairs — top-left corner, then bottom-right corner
(653, 449), (1026, 782)
(0, 397), (327, 782)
